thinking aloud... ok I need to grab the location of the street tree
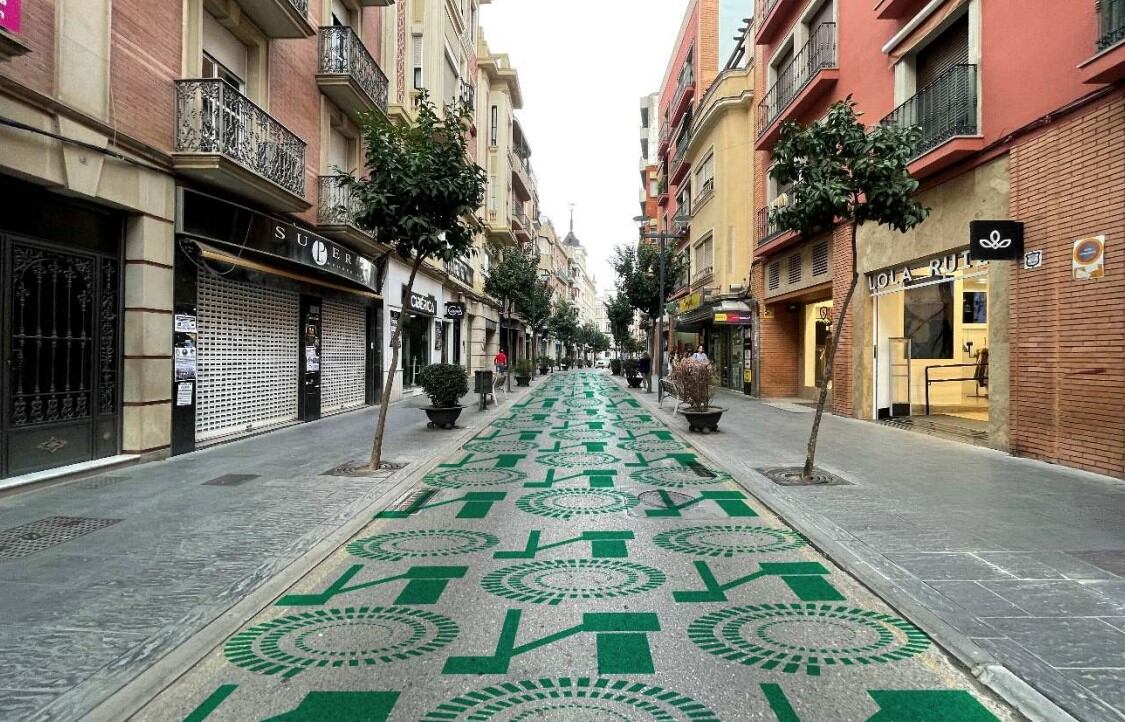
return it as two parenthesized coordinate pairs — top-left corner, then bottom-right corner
(484, 239), (539, 389)
(578, 322), (600, 363)
(519, 277), (553, 375)
(770, 98), (928, 480)
(342, 93), (485, 470)
(605, 293), (634, 358)
(549, 298), (579, 361)
(611, 243), (686, 358)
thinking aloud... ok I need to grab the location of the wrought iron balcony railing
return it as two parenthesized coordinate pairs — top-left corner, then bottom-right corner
(459, 79), (476, 108)
(318, 25), (389, 114)
(1097, 0), (1125, 50)
(757, 22), (837, 137)
(758, 0), (783, 27)
(514, 211), (531, 233)
(757, 207), (784, 246)
(692, 265), (714, 283)
(445, 257), (475, 286)
(174, 79), (306, 198)
(317, 175), (366, 231)
(881, 64), (978, 158)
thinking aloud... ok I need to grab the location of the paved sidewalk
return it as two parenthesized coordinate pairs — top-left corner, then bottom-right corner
(0, 380), (539, 721)
(624, 377), (1125, 722)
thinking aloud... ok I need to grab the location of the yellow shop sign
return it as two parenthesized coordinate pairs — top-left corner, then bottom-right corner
(676, 291), (704, 315)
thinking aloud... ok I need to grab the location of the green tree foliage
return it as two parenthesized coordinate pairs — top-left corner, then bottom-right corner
(770, 98), (928, 479)
(611, 244), (686, 319)
(342, 93), (485, 468)
(605, 293), (634, 354)
(484, 239), (539, 388)
(549, 298), (579, 356)
(519, 277), (553, 374)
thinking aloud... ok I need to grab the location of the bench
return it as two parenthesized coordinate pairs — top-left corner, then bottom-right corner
(659, 378), (683, 414)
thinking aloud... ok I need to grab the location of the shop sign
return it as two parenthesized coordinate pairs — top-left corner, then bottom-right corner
(389, 310), (400, 336)
(1073, 235), (1105, 280)
(404, 287), (438, 315)
(0, 0), (21, 34)
(445, 302), (465, 319)
(868, 250), (979, 292)
(675, 291), (704, 315)
(713, 311), (752, 325)
(969, 220), (1024, 261)
(178, 189), (385, 293)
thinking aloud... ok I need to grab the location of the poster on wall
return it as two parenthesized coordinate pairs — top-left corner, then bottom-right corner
(175, 382), (194, 407)
(174, 345), (197, 381)
(1072, 235), (1105, 280)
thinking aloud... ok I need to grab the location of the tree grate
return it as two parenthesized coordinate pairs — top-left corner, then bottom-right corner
(0, 516), (122, 559)
(322, 460), (407, 478)
(202, 474), (260, 487)
(758, 466), (852, 486)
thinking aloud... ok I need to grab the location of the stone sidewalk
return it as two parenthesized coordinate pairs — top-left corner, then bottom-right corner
(0, 381), (539, 721)
(623, 376), (1125, 722)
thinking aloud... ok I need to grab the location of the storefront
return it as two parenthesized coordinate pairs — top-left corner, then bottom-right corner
(712, 304), (753, 394)
(171, 190), (384, 453)
(803, 300), (834, 398)
(671, 291), (708, 358)
(400, 288), (438, 389)
(444, 302), (466, 366)
(869, 249), (990, 424)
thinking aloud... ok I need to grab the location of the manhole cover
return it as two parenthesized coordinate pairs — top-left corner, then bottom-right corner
(637, 490), (693, 508)
(203, 474), (260, 487)
(759, 467), (851, 486)
(323, 461), (408, 477)
(0, 516), (122, 559)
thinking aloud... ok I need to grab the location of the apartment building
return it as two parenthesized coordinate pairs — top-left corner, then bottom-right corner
(0, 0), (539, 486)
(637, 93), (661, 237)
(562, 215), (598, 329)
(752, 0), (1124, 477)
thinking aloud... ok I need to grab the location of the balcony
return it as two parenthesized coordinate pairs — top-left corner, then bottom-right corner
(756, 23), (839, 149)
(510, 150), (533, 201)
(658, 123), (671, 155)
(881, 64), (982, 179)
(317, 26), (389, 122)
(657, 177), (670, 207)
(512, 210), (532, 240)
(691, 265), (714, 287)
(317, 175), (377, 250)
(1081, 0), (1125, 83)
(669, 72), (696, 128)
(445, 257), (475, 287)
(874, 0), (930, 19)
(236, 0), (314, 38)
(174, 79), (308, 212)
(694, 178), (715, 212)
(670, 134), (691, 185)
(756, 0), (799, 45)
(757, 207), (785, 246)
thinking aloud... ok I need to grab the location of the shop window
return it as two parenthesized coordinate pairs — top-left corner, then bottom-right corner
(443, 48), (460, 107)
(787, 253), (802, 284)
(768, 261), (781, 290)
(904, 283), (954, 359)
(812, 241), (829, 276)
(963, 291), (987, 324)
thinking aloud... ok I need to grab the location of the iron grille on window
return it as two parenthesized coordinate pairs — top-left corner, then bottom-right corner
(757, 23), (837, 137)
(1097, 0), (1125, 50)
(174, 79), (306, 198)
(319, 26), (389, 114)
(768, 261), (781, 290)
(812, 241), (829, 276)
(881, 64), (978, 158)
(788, 253), (802, 284)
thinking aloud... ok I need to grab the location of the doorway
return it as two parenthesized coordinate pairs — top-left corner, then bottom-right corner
(401, 313), (430, 388)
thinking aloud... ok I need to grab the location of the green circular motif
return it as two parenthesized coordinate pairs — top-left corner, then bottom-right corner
(482, 559), (666, 605)
(421, 678), (720, 721)
(225, 607), (457, 678)
(517, 489), (639, 519)
(538, 451), (620, 468)
(618, 439), (691, 453)
(462, 439), (538, 453)
(492, 416), (550, 430)
(629, 466), (732, 488)
(652, 525), (808, 557)
(687, 603), (930, 674)
(425, 467), (527, 488)
(347, 529), (499, 561)
(550, 428), (616, 442)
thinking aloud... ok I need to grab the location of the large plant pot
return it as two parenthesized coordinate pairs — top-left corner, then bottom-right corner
(626, 376), (643, 388)
(680, 407), (726, 433)
(539, 366), (549, 375)
(423, 405), (465, 430)
(515, 375), (531, 387)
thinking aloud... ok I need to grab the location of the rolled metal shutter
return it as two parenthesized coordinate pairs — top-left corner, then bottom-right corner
(196, 274), (299, 442)
(321, 299), (367, 415)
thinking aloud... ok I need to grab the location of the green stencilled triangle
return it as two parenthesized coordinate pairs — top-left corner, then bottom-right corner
(524, 468), (617, 489)
(673, 561), (844, 603)
(494, 530), (635, 559)
(262, 691), (400, 721)
(867, 691), (1001, 721)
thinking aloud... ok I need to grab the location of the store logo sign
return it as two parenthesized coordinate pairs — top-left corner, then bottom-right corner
(970, 220), (1024, 261)
(0, 0), (22, 34)
(445, 302), (465, 319)
(404, 287), (438, 315)
(311, 240), (329, 266)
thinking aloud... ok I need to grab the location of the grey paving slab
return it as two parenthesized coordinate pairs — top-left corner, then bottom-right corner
(978, 618), (1125, 668)
(1063, 671), (1125, 713)
(127, 372), (1015, 722)
(886, 552), (1021, 581)
(928, 581), (1031, 617)
(980, 580), (1125, 617)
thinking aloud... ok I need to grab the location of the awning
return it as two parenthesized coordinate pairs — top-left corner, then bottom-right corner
(712, 300), (753, 325)
(192, 242), (381, 300)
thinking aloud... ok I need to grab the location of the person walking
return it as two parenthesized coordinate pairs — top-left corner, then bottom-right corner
(494, 348), (508, 374)
(638, 353), (652, 392)
(691, 345), (708, 362)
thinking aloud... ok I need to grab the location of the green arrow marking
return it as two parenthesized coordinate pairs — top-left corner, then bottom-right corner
(761, 685), (1000, 722)
(376, 492), (507, 519)
(645, 490), (758, 518)
(276, 565), (467, 606)
(494, 530), (635, 559)
(438, 452), (526, 468)
(524, 468), (617, 488)
(262, 692), (400, 721)
(673, 561), (844, 602)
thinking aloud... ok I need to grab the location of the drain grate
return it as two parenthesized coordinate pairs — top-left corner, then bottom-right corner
(0, 516), (122, 559)
(73, 475), (130, 490)
(687, 462), (717, 479)
(203, 474), (260, 487)
(638, 490), (693, 508)
(386, 488), (437, 513)
(758, 467), (852, 487)
(322, 460), (408, 478)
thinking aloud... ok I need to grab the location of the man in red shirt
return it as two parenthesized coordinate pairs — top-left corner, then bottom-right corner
(494, 348), (508, 373)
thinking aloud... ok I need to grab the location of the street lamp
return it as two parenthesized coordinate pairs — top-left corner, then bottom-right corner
(633, 214), (689, 403)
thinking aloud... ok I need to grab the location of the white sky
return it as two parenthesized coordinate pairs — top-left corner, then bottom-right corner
(479, 0), (692, 294)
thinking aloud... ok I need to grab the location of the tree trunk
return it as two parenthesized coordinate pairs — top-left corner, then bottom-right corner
(803, 223), (858, 479)
(369, 255), (425, 470)
(505, 303), (513, 392)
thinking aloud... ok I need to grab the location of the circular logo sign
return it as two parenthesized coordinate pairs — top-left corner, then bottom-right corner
(311, 240), (329, 266)
(1074, 237), (1102, 264)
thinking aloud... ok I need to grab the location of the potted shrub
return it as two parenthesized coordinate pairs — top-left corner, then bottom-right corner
(610, 358), (622, 376)
(623, 359), (643, 388)
(561, 357), (571, 370)
(538, 356), (551, 375)
(514, 359), (533, 387)
(416, 363), (469, 429)
(675, 359), (725, 432)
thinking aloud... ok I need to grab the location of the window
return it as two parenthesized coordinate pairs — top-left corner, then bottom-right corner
(489, 105), (499, 145)
(202, 11), (248, 91)
(694, 153), (715, 201)
(202, 53), (244, 92)
(905, 283), (954, 359)
(962, 291), (987, 324)
(413, 35), (423, 89)
(694, 236), (713, 277)
(676, 186), (690, 217)
(330, 0), (353, 27)
(916, 15), (969, 88)
(641, 107), (650, 129)
(444, 49), (459, 106)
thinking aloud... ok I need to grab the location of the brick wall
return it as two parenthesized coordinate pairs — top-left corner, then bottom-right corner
(0, 0), (56, 97)
(1009, 91), (1125, 478)
(830, 222), (855, 416)
(752, 262), (800, 397)
(111, 0), (181, 153)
